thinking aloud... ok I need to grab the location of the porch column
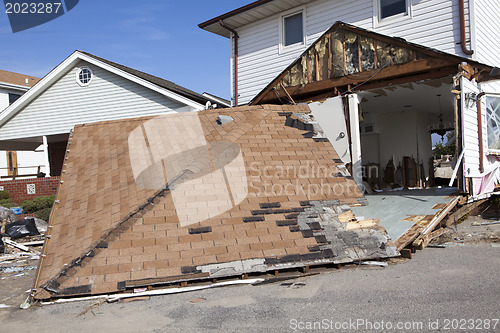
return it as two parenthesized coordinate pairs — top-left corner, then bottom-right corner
(348, 95), (363, 188)
(42, 135), (51, 176)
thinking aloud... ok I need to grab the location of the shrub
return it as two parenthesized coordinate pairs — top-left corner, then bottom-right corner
(36, 207), (52, 222)
(21, 195), (56, 214)
(0, 199), (17, 209)
(0, 191), (9, 200)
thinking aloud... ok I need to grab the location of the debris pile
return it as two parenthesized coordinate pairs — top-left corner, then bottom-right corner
(1, 212), (47, 279)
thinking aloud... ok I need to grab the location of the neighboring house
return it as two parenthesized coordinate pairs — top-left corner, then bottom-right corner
(0, 50), (224, 199)
(200, 0), (500, 201)
(0, 69), (43, 181)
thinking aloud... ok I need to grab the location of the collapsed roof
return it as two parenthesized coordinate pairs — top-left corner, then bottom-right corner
(33, 104), (398, 300)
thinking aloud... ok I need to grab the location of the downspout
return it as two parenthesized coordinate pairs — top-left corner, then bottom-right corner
(219, 20), (239, 106)
(476, 92), (485, 173)
(459, 0), (474, 55)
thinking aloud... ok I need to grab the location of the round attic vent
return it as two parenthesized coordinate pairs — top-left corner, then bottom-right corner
(76, 67), (93, 86)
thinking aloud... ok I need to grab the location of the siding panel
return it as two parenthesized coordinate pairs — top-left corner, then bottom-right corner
(0, 61), (192, 141)
(234, 0), (470, 104)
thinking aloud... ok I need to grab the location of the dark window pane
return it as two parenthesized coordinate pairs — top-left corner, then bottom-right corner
(8, 93), (21, 105)
(284, 13), (303, 46)
(380, 0), (406, 19)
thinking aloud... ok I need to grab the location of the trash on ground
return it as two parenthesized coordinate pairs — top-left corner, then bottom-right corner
(0, 265), (37, 273)
(359, 261), (388, 267)
(5, 218), (40, 239)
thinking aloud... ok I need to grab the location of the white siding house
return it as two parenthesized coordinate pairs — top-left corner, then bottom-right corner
(0, 50), (218, 179)
(200, 0), (498, 105)
(0, 70), (44, 179)
(200, 0), (500, 200)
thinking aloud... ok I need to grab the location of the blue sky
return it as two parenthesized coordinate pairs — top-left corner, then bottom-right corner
(0, 0), (250, 100)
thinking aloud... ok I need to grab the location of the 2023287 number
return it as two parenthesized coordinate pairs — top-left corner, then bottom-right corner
(5, 2), (62, 14)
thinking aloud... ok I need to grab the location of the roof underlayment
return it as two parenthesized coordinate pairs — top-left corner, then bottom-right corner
(33, 105), (398, 300)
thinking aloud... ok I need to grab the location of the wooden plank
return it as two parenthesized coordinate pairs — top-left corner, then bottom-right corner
(445, 199), (487, 227)
(345, 219), (379, 231)
(415, 228), (446, 250)
(258, 59), (456, 104)
(338, 211), (356, 223)
(400, 249), (412, 259)
(4, 239), (31, 252)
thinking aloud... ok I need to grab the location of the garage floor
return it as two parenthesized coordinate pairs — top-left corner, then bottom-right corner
(351, 187), (459, 243)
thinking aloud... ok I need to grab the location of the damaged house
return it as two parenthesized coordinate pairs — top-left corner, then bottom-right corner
(200, 1), (500, 246)
(24, 0), (500, 301)
(32, 105), (398, 299)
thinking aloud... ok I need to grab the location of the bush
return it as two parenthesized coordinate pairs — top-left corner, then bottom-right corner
(36, 207), (52, 222)
(0, 190), (9, 200)
(0, 199), (18, 209)
(21, 195), (55, 214)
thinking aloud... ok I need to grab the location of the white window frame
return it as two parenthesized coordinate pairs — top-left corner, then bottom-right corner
(76, 66), (93, 87)
(373, 0), (412, 27)
(279, 7), (306, 54)
(485, 95), (500, 154)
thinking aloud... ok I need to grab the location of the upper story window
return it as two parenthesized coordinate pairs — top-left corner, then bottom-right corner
(76, 66), (93, 86)
(378, 0), (408, 19)
(280, 9), (305, 53)
(284, 12), (303, 46)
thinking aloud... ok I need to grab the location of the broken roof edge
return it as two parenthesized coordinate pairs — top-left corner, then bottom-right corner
(250, 21), (493, 105)
(0, 50), (208, 129)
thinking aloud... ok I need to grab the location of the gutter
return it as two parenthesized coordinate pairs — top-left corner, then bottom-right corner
(219, 20), (239, 106)
(476, 92), (485, 173)
(459, 0), (474, 55)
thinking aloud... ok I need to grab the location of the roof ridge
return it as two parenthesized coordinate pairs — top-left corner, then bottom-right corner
(76, 50), (210, 105)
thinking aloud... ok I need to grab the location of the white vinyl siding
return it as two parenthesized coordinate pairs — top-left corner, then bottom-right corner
(0, 61), (194, 141)
(234, 0), (470, 105)
(461, 77), (483, 178)
(474, 0), (500, 67)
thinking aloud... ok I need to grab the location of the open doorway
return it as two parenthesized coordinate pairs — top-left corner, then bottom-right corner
(356, 76), (456, 191)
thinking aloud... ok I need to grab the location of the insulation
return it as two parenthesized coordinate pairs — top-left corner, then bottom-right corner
(345, 32), (360, 74)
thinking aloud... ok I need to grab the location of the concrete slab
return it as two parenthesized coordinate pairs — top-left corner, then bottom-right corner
(351, 187), (458, 242)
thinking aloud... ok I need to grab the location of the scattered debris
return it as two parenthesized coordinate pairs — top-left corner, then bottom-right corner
(189, 297), (206, 303)
(4, 218), (40, 239)
(471, 221), (500, 226)
(77, 299), (106, 317)
(40, 279), (265, 306)
(359, 261), (388, 267)
(0, 304), (11, 308)
(0, 265), (37, 273)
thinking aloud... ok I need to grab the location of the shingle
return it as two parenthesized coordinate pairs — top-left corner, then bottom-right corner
(33, 104), (373, 300)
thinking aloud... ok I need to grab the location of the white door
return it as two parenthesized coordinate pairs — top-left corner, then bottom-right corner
(309, 96), (351, 163)
(309, 95), (363, 186)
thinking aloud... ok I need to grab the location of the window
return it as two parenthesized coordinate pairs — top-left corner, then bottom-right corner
(283, 12), (303, 47)
(8, 93), (21, 105)
(76, 66), (93, 86)
(486, 96), (500, 151)
(379, 0), (407, 19)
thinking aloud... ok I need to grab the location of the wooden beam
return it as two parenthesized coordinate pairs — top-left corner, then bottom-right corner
(280, 82), (296, 105)
(259, 61), (457, 104)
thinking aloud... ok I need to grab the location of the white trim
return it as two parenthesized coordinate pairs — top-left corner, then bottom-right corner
(373, 0), (413, 28)
(42, 135), (51, 176)
(75, 66), (93, 87)
(0, 82), (30, 92)
(0, 51), (204, 128)
(469, 0), (477, 61)
(278, 6), (307, 55)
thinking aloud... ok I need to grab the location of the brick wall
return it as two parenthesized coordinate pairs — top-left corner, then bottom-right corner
(0, 176), (60, 203)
